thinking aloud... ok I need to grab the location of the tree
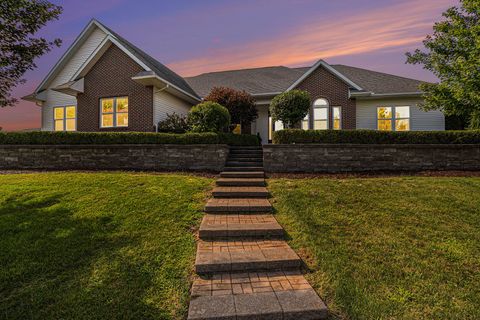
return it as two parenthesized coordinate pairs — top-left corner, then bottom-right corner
(270, 90), (311, 128)
(406, 0), (480, 129)
(204, 87), (257, 131)
(187, 102), (231, 133)
(0, 0), (63, 107)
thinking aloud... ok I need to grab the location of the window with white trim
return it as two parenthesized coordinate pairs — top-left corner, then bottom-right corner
(332, 106), (341, 130)
(301, 113), (309, 130)
(377, 106), (410, 131)
(313, 98), (329, 130)
(54, 106), (76, 131)
(100, 97), (128, 128)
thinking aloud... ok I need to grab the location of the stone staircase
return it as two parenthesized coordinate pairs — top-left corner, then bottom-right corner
(188, 146), (328, 320)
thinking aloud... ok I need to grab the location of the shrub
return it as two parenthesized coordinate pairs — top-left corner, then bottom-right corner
(0, 131), (260, 145)
(273, 129), (480, 144)
(204, 87), (257, 131)
(270, 90), (311, 128)
(187, 102), (231, 133)
(157, 113), (189, 133)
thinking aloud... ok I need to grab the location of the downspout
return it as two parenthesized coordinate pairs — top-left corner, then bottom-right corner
(154, 84), (170, 132)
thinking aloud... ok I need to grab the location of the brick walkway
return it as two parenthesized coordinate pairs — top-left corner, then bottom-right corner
(188, 146), (327, 319)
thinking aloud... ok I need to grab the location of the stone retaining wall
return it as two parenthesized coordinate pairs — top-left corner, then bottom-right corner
(263, 144), (480, 173)
(0, 144), (229, 171)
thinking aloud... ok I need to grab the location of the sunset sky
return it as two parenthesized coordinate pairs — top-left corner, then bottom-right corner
(0, 0), (458, 131)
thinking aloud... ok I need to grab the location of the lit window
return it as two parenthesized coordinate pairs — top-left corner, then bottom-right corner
(395, 106), (410, 131)
(301, 113), (309, 130)
(54, 106), (76, 131)
(377, 106), (410, 131)
(377, 107), (393, 131)
(333, 107), (341, 130)
(101, 97), (128, 128)
(313, 98), (329, 130)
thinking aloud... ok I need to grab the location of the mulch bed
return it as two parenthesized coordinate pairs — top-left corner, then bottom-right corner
(266, 170), (480, 179)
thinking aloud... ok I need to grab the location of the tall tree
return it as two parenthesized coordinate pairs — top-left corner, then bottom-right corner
(406, 0), (480, 129)
(0, 0), (62, 107)
(204, 87), (258, 131)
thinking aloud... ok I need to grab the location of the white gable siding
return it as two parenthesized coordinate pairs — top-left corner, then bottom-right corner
(356, 97), (445, 131)
(41, 28), (107, 130)
(153, 90), (192, 127)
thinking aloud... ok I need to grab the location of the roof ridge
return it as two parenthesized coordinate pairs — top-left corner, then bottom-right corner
(332, 64), (426, 83)
(187, 65), (300, 78)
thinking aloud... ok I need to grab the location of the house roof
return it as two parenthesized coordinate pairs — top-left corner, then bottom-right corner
(97, 22), (200, 99)
(186, 64), (427, 98)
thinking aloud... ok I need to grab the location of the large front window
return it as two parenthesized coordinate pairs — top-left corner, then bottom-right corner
(377, 106), (410, 131)
(100, 97), (128, 128)
(313, 98), (329, 130)
(54, 106), (76, 131)
(333, 106), (341, 130)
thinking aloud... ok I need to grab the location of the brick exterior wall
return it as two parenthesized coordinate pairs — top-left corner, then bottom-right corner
(296, 66), (356, 129)
(0, 145), (229, 171)
(77, 45), (154, 132)
(263, 144), (480, 173)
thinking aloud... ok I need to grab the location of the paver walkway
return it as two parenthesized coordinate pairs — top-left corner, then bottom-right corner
(188, 146), (327, 319)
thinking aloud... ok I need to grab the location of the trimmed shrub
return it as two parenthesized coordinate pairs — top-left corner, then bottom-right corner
(0, 131), (260, 146)
(188, 102), (231, 133)
(273, 129), (480, 144)
(270, 90), (311, 128)
(157, 113), (189, 133)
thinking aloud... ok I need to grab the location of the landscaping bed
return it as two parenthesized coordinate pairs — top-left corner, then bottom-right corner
(0, 172), (213, 319)
(269, 176), (480, 319)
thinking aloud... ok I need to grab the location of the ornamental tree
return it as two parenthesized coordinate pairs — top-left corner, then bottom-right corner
(406, 0), (480, 129)
(204, 87), (257, 131)
(187, 102), (231, 133)
(0, 0), (63, 107)
(270, 90), (311, 128)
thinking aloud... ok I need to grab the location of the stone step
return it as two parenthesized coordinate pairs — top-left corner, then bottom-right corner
(188, 271), (328, 320)
(223, 166), (264, 172)
(212, 186), (269, 198)
(227, 157), (262, 163)
(226, 161), (263, 167)
(199, 214), (284, 238)
(205, 198), (272, 212)
(220, 171), (264, 179)
(195, 239), (303, 273)
(217, 178), (266, 187)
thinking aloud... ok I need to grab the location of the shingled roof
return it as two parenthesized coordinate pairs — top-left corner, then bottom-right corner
(186, 64), (427, 98)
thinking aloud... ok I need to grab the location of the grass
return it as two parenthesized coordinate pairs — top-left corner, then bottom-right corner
(269, 176), (480, 320)
(0, 172), (213, 320)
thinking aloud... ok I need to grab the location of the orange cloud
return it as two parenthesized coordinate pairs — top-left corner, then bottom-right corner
(169, 0), (453, 76)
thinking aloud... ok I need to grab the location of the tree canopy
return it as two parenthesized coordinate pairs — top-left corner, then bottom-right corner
(204, 87), (257, 130)
(270, 90), (311, 128)
(0, 0), (62, 107)
(406, 0), (480, 129)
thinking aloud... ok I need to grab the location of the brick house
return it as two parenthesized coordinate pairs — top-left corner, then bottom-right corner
(23, 19), (444, 143)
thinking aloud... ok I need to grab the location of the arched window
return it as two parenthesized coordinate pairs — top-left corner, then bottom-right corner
(313, 98), (329, 130)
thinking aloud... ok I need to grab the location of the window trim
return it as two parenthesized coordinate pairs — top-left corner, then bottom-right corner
(100, 96), (129, 128)
(53, 105), (77, 131)
(313, 98), (329, 130)
(377, 105), (411, 131)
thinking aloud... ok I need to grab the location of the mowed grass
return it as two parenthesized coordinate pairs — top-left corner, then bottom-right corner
(0, 172), (213, 320)
(269, 177), (480, 320)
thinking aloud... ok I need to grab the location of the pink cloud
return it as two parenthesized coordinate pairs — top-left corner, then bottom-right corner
(168, 0), (455, 76)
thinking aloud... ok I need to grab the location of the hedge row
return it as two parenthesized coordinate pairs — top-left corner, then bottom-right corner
(0, 132), (260, 146)
(273, 129), (480, 144)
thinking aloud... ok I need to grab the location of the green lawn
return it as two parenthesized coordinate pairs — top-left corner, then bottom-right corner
(0, 172), (213, 320)
(269, 177), (480, 320)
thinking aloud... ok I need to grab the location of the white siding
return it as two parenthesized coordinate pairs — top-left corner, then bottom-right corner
(356, 97), (445, 131)
(153, 90), (192, 126)
(254, 105), (269, 144)
(41, 28), (107, 131)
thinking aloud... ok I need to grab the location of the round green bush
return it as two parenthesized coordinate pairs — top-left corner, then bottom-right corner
(270, 90), (311, 128)
(188, 102), (231, 133)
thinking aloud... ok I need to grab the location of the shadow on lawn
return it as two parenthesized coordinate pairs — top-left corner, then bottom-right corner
(0, 193), (162, 319)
